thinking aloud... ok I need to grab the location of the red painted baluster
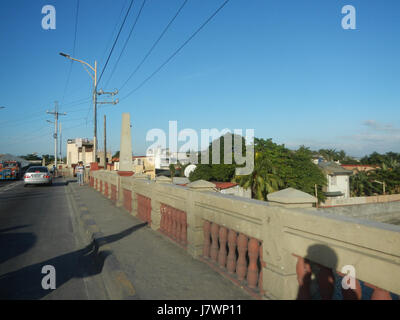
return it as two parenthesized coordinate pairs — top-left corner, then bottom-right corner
(317, 266), (334, 300)
(296, 257), (312, 300)
(181, 211), (187, 245)
(247, 238), (259, 288)
(203, 221), (211, 258)
(236, 233), (248, 281)
(341, 277), (362, 300)
(217, 226), (228, 268)
(210, 223), (220, 262)
(227, 229), (237, 274)
(147, 198), (151, 224)
(171, 208), (176, 240)
(167, 206), (173, 236)
(177, 210), (183, 243)
(174, 209), (180, 241)
(160, 205), (165, 232)
(371, 287), (392, 300)
(258, 243), (264, 293)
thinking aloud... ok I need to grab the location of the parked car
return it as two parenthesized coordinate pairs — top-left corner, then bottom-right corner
(23, 166), (52, 187)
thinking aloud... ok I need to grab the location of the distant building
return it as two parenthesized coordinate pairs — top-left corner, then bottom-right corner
(318, 161), (353, 198)
(340, 164), (379, 174)
(66, 138), (111, 167)
(113, 155), (155, 179)
(213, 182), (252, 199)
(146, 147), (192, 170)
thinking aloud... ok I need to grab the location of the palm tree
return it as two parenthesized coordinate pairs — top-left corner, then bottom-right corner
(235, 152), (283, 200)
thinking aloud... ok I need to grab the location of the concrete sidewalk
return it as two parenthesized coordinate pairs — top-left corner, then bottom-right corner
(67, 179), (254, 300)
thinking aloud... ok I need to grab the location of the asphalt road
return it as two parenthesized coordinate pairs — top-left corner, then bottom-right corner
(0, 178), (106, 299)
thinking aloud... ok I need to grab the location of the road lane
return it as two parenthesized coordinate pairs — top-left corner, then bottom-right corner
(0, 178), (99, 299)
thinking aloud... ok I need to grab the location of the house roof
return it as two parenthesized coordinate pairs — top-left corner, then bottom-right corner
(318, 161), (353, 175)
(213, 182), (238, 190)
(177, 181), (238, 190)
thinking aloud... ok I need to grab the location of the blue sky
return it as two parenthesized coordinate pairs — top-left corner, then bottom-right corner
(0, 0), (399, 158)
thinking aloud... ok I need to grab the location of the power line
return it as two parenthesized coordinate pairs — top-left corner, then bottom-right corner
(97, 0), (135, 87)
(120, 0), (231, 101)
(104, 0), (147, 89)
(99, 0), (129, 67)
(119, 0), (189, 92)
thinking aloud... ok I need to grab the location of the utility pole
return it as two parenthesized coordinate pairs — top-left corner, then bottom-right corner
(59, 122), (62, 163)
(97, 88), (118, 168)
(46, 101), (66, 175)
(104, 115), (107, 169)
(93, 60), (98, 163)
(59, 53), (98, 163)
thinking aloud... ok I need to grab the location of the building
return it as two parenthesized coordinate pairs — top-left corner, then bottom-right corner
(213, 182), (252, 199)
(146, 147), (192, 170)
(66, 138), (111, 167)
(318, 161), (353, 198)
(340, 164), (379, 174)
(113, 155), (155, 179)
(67, 138), (94, 166)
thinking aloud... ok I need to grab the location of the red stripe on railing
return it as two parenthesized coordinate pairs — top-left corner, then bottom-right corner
(160, 203), (187, 246)
(202, 220), (264, 294)
(137, 194), (151, 225)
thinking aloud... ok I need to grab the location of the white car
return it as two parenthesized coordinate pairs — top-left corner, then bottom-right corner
(24, 166), (53, 186)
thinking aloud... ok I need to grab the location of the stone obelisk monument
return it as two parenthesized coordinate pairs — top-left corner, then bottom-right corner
(118, 113), (133, 177)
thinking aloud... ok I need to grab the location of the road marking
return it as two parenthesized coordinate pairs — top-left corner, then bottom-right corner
(0, 181), (22, 193)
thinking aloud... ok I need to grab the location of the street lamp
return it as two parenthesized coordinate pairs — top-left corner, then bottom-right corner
(59, 52), (98, 163)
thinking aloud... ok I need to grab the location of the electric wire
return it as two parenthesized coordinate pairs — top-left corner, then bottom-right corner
(119, 0), (189, 92)
(120, 0), (231, 101)
(104, 0), (147, 89)
(97, 0), (135, 87)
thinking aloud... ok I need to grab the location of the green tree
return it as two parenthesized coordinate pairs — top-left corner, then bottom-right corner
(189, 133), (246, 182)
(169, 164), (176, 178)
(236, 138), (326, 202)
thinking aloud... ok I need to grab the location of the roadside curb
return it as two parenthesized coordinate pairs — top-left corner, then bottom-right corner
(66, 180), (138, 300)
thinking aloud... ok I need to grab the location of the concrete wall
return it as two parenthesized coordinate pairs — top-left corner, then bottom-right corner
(319, 200), (400, 224)
(322, 194), (400, 207)
(89, 170), (400, 300)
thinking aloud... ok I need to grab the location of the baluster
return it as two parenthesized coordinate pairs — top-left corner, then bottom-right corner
(210, 223), (219, 262)
(147, 198), (151, 224)
(217, 226), (228, 268)
(236, 233), (248, 281)
(172, 209), (178, 240)
(247, 238), (259, 288)
(203, 221), (211, 258)
(371, 287), (392, 300)
(167, 206), (173, 236)
(296, 257), (312, 300)
(258, 243), (264, 293)
(341, 277), (362, 300)
(317, 266), (334, 300)
(181, 211), (187, 245)
(160, 205), (165, 232)
(227, 229), (237, 274)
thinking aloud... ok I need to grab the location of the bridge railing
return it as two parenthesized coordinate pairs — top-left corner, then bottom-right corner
(89, 170), (400, 300)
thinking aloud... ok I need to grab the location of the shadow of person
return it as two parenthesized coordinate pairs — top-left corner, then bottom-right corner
(296, 244), (339, 300)
(0, 223), (146, 300)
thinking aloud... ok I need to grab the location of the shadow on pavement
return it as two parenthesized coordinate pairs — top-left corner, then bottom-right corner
(0, 226), (36, 265)
(0, 224), (146, 300)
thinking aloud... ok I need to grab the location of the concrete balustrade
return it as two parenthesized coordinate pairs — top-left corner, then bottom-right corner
(160, 203), (187, 245)
(89, 170), (400, 300)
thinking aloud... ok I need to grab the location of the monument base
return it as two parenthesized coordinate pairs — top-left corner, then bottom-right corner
(117, 171), (134, 177)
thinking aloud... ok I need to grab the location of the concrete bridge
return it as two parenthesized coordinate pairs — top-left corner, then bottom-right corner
(85, 168), (400, 300)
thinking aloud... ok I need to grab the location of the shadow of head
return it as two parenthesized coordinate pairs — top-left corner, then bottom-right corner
(297, 244), (338, 300)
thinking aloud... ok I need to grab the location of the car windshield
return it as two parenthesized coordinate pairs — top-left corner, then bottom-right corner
(27, 167), (48, 173)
